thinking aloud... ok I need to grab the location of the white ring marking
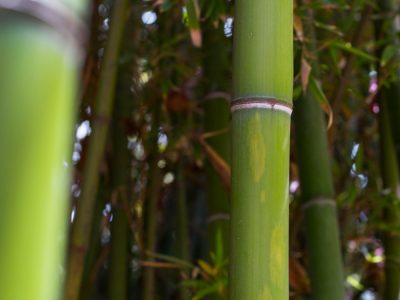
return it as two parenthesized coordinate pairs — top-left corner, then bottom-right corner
(231, 102), (293, 115)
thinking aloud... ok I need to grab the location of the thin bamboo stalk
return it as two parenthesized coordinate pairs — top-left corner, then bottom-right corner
(0, 1), (87, 299)
(108, 62), (132, 299)
(65, 0), (129, 298)
(143, 104), (162, 300)
(293, 3), (345, 299)
(176, 160), (191, 300)
(230, 0), (292, 298)
(379, 95), (400, 300)
(375, 0), (400, 174)
(203, 24), (231, 254)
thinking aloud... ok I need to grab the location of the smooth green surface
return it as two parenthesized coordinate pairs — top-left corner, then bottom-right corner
(230, 0), (292, 298)
(294, 92), (345, 300)
(230, 110), (290, 299)
(233, 0), (293, 101)
(293, 6), (345, 297)
(0, 20), (77, 300)
(379, 98), (400, 300)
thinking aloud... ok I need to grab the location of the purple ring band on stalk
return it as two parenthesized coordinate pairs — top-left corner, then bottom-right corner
(231, 97), (293, 115)
(0, 0), (87, 54)
(301, 197), (337, 211)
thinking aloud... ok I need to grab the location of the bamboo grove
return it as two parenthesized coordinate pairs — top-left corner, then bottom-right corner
(2, 0), (400, 299)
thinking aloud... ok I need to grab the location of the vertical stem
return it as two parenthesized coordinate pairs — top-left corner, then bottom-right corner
(230, 1), (292, 299)
(65, 0), (129, 298)
(109, 208), (129, 299)
(143, 105), (162, 300)
(108, 58), (133, 299)
(376, 0), (400, 174)
(176, 161), (191, 300)
(203, 24), (231, 253)
(379, 96), (400, 300)
(293, 3), (345, 299)
(0, 1), (87, 299)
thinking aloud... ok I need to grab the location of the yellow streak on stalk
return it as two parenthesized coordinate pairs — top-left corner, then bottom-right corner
(248, 112), (265, 182)
(270, 226), (285, 288)
(259, 286), (272, 300)
(261, 190), (266, 203)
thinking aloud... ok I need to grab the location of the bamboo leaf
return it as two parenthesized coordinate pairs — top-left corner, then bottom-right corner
(381, 44), (396, 67)
(301, 57), (312, 92)
(185, 0), (202, 47)
(197, 136), (231, 191)
(198, 259), (218, 276)
(294, 15), (304, 42)
(333, 41), (377, 62)
(309, 76), (333, 129)
(145, 251), (195, 269)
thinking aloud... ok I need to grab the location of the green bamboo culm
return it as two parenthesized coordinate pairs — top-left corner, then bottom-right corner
(203, 23), (230, 255)
(293, 3), (345, 299)
(0, 1), (87, 299)
(376, 0), (400, 174)
(108, 62), (132, 300)
(230, 0), (292, 299)
(378, 96), (400, 300)
(65, 0), (129, 298)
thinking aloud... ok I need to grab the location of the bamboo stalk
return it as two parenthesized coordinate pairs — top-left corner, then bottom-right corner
(0, 1), (87, 299)
(293, 3), (345, 299)
(108, 61), (132, 299)
(375, 0), (400, 174)
(176, 160), (191, 300)
(143, 104), (162, 300)
(229, 1), (292, 298)
(379, 93), (400, 300)
(203, 24), (230, 255)
(65, 0), (129, 298)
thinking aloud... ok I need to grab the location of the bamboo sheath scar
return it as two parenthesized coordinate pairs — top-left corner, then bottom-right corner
(230, 2), (292, 298)
(0, 0), (87, 51)
(231, 97), (293, 115)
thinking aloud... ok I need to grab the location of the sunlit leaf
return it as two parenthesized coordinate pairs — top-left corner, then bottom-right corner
(333, 41), (377, 62)
(381, 44), (396, 67)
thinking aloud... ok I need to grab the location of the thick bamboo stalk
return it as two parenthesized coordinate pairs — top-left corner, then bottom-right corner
(0, 1), (87, 299)
(65, 0), (129, 298)
(293, 4), (345, 299)
(378, 96), (400, 300)
(229, 1), (292, 299)
(203, 24), (230, 253)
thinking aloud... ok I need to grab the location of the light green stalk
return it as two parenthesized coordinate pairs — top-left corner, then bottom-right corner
(230, 1), (292, 299)
(65, 0), (129, 298)
(293, 3), (345, 299)
(0, 1), (87, 299)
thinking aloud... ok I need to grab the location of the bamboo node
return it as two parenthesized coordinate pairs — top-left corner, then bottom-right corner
(231, 97), (293, 115)
(0, 0), (87, 55)
(302, 197), (336, 211)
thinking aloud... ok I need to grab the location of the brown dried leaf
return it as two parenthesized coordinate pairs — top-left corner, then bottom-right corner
(198, 136), (231, 191)
(301, 57), (312, 92)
